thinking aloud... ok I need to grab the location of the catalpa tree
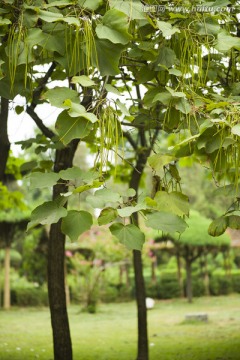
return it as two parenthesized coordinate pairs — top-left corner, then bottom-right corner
(0, 1), (240, 360)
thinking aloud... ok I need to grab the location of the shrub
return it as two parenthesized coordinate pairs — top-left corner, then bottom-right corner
(192, 278), (205, 297)
(101, 284), (119, 303)
(159, 278), (181, 299)
(14, 287), (48, 306)
(210, 274), (232, 295)
(232, 274), (240, 293)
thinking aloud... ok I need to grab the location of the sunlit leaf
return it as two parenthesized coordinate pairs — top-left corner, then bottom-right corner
(216, 30), (240, 52)
(148, 154), (176, 175)
(145, 212), (187, 234)
(44, 87), (79, 108)
(56, 110), (93, 145)
(96, 9), (132, 45)
(157, 21), (180, 38)
(98, 207), (118, 226)
(27, 201), (67, 230)
(71, 75), (95, 87)
(117, 203), (147, 217)
(29, 172), (59, 189)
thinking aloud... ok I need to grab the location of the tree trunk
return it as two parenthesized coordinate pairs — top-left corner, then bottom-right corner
(176, 252), (184, 298)
(0, 97), (10, 181)
(65, 260), (71, 306)
(203, 253), (210, 296)
(4, 246), (10, 310)
(129, 146), (150, 360)
(48, 140), (78, 360)
(186, 258), (193, 303)
(133, 249), (148, 360)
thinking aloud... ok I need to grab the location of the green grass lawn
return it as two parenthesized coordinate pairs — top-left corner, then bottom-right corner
(0, 295), (240, 360)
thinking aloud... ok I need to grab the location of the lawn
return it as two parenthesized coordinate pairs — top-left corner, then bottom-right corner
(0, 295), (240, 360)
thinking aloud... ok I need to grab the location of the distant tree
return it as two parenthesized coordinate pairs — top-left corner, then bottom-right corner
(0, 211), (29, 309)
(157, 211), (231, 303)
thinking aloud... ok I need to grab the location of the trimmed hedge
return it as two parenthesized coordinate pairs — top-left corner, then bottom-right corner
(10, 287), (48, 306)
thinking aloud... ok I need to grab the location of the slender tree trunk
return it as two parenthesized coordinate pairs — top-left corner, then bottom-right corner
(48, 140), (78, 360)
(186, 259), (192, 303)
(119, 264), (124, 285)
(151, 256), (157, 284)
(176, 252), (184, 298)
(133, 249), (148, 360)
(0, 97), (10, 181)
(4, 246), (10, 310)
(203, 253), (210, 296)
(65, 260), (70, 306)
(130, 147), (150, 360)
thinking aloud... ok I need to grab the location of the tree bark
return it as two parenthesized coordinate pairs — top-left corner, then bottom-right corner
(130, 146), (150, 360)
(176, 251), (184, 298)
(0, 97), (10, 181)
(48, 140), (78, 360)
(133, 249), (148, 360)
(4, 246), (10, 310)
(185, 257), (193, 303)
(203, 253), (210, 296)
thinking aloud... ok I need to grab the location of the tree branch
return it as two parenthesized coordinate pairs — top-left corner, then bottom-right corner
(26, 106), (55, 139)
(123, 131), (137, 150)
(26, 62), (57, 139)
(31, 62), (57, 108)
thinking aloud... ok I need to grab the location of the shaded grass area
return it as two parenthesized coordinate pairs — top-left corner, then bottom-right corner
(0, 295), (240, 360)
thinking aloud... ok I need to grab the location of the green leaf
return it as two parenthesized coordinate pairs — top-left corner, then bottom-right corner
(145, 212), (188, 234)
(77, 0), (102, 10)
(227, 215), (240, 230)
(73, 180), (103, 194)
(94, 188), (122, 203)
(86, 188), (122, 208)
(105, 84), (122, 97)
(0, 18), (11, 25)
(96, 9), (132, 45)
(29, 172), (59, 189)
(43, 1), (74, 8)
(27, 201), (67, 230)
(44, 87), (79, 108)
(169, 68), (182, 76)
(208, 216), (228, 237)
(117, 203), (147, 217)
(157, 21), (180, 38)
(231, 124), (240, 137)
(59, 167), (98, 182)
(155, 47), (176, 69)
(148, 154), (176, 175)
(166, 87), (186, 98)
(153, 92), (172, 105)
(175, 98), (191, 114)
(98, 207), (118, 226)
(95, 39), (125, 76)
(154, 191), (189, 216)
(116, 99), (130, 116)
(109, 0), (146, 20)
(62, 17), (81, 26)
(56, 110), (93, 145)
(61, 210), (93, 241)
(216, 30), (240, 52)
(38, 10), (63, 22)
(64, 100), (98, 122)
(71, 75), (95, 87)
(109, 223), (145, 250)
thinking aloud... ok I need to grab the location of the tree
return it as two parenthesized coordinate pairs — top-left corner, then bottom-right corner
(0, 2), (240, 360)
(157, 211), (231, 303)
(0, 211), (29, 309)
